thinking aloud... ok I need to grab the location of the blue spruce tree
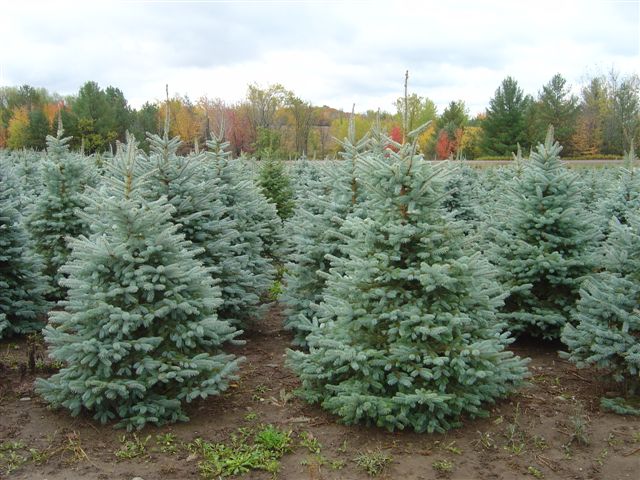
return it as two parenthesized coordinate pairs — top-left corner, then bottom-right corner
(288, 128), (528, 432)
(561, 211), (640, 414)
(26, 122), (96, 300)
(487, 128), (600, 339)
(0, 164), (48, 338)
(36, 136), (243, 430)
(282, 119), (369, 346)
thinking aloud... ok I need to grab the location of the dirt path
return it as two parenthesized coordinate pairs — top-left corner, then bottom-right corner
(1, 305), (639, 480)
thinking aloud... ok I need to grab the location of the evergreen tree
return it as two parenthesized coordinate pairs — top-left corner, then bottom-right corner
(205, 129), (279, 305)
(561, 213), (640, 408)
(140, 122), (258, 325)
(481, 77), (531, 156)
(442, 161), (483, 229)
(258, 156), (295, 220)
(288, 131), (528, 433)
(597, 144), (640, 233)
(528, 74), (579, 153)
(0, 164), (48, 338)
(487, 128), (599, 339)
(26, 123), (95, 300)
(36, 137), (243, 430)
(282, 123), (368, 346)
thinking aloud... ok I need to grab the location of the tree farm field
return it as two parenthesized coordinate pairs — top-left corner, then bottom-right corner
(1, 305), (639, 480)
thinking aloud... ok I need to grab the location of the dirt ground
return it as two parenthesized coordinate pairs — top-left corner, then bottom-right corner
(1, 305), (639, 480)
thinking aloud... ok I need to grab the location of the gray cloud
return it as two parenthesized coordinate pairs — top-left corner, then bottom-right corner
(1, 0), (638, 114)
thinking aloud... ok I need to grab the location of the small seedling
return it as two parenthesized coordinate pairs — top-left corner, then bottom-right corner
(244, 411), (258, 422)
(595, 448), (608, 466)
(115, 434), (151, 459)
(532, 435), (548, 451)
(566, 407), (590, 446)
(354, 449), (392, 477)
(337, 439), (348, 453)
(432, 459), (454, 474)
(442, 440), (462, 455)
(474, 431), (497, 450)
(155, 433), (178, 454)
(299, 431), (322, 454)
(527, 466), (544, 478)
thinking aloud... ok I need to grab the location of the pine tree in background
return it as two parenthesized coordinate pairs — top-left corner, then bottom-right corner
(288, 130), (528, 433)
(26, 122), (95, 300)
(442, 161), (483, 230)
(258, 155), (295, 220)
(36, 136), (243, 430)
(561, 213), (640, 413)
(140, 121), (258, 325)
(597, 143), (640, 233)
(282, 118), (369, 346)
(205, 129), (279, 306)
(0, 164), (48, 338)
(487, 127), (600, 339)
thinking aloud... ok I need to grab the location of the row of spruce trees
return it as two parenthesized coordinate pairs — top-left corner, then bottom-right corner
(1, 115), (639, 431)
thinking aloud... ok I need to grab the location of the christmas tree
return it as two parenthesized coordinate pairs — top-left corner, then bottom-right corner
(487, 128), (599, 339)
(205, 129), (280, 305)
(288, 129), (528, 433)
(26, 122), (96, 300)
(0, 164), (48, 338)
(282, 118), (369, 346)
(138, 120), (257, 325)
(561, 210), (640, 412)
(258, 155), (295, 220)
(36, 136), (243, 430)
(597, 143), (640, 234)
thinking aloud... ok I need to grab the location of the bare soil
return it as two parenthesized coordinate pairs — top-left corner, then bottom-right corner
(1, 305), (639, 480)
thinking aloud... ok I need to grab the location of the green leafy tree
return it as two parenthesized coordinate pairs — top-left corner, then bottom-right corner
(481, 77), (531, 155)
(36, 136), (243, 430)
(487, 128), (600, 339)
(288, 130), (528, 433)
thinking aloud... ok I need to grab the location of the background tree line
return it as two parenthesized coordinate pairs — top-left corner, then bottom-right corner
(1, 70), (638, 158)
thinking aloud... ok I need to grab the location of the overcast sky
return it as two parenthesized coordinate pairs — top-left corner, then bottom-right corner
(2, 0), (639, 115)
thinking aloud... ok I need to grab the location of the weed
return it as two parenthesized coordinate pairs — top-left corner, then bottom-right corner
(633, 431), (640, 443)
(330, 459), (346, 470)
(474, 431), (497, 450)
(299, 431), (322, 454)
(254, 425), (292, 456)
(354, 449), (392, 477)
(503, 403), (526, 455)
(442, 440), (462, 455)
(527, 466), (544, 478)
(155, 433), (178, 454)
(432, 459), (454, 474)
(0, 441), (28, 475)
(115, 434), (151, 459)
(337, 439), (348, 453)
(532, 435), (548, 451)
(595, 448), (608, 466)
(190, 424), (292, 478)
(244, 411), (258, 422)
(269, 388), (294, 407)
(566, 406), (590, 447)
